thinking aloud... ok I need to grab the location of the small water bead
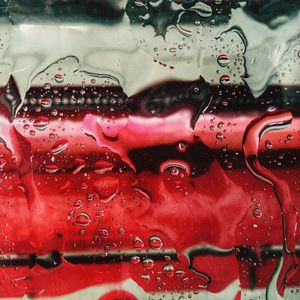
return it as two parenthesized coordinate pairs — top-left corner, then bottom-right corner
(43, 82), (51, 90)
(162, 264), (175, 278)
(54, 74), (64, 83)
(86, 192), (95, 202)
(0, 158), (6, 169)
(130, 256), (140, 264)
(33, 117), (49, 131)
(76, 212), (91, 227)
(220, 75), (231, 86)
(143, 258), (154, 269)
(93, 176), (119, 203)
(133, 236), (144, 249)
(217, 54), (229, 67)
(170, 167), (179, 176)
(40, 98), (52, 109)
(265, 140), (273, 150)
(175, 269), (185, 277)
(216, 132), (224, 140)
(73, 199), (83, 209)
(148, 235), (163, 250)
(253, 208), (263, 218)
(51, 139), (69, 155)
(98, 228), (110, 238)
(177, 142), (187, 153)
(217, 122), (225, 129)
(118, 227), (125, 235)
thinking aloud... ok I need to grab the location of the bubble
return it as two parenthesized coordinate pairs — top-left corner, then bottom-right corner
(148, 235), (163, 250)
(76, 212), (91, 227)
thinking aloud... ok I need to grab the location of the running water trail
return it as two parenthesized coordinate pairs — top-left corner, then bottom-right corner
(1, 77), (58, 252)
(242, 109), (298, 297)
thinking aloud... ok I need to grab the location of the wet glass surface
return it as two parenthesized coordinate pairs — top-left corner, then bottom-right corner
(0, 0), (300, 299)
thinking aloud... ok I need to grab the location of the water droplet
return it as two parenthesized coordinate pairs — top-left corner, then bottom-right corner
(175, 269), (185, 277)
(98, 228), (110, 238)
(43, 82), (51, 90)
(177, 142), (187, 153)
(265, 140), (273, 150)
(216, 132), (224, 140)
(148, 235), (163, 250)
(220, 75), (231, 86)
(54, 74), (64, 83)
(40, 98), (52, 109)
(94, 160), (114, 174)
(253, 208), (263, 218)
(160, 160), (191, 176)
(44, 164), (59, 174)
(170, 167), (179, 176)
(73, 199), (83, 209)
(76, 212), (91, 227)
(287, 134), (293, 141)
(33, 117), (49, 131)
(140, 274), (150, 282)
(130, 256), (140, 264)
(93, 176), (119, 203)
(51, 139), (69, 155)
(143, 258), (154, 269)
(86, 192), (95, 202)
(217, 54), (229, 67)
(118, 227), (125, 235)
(133, 236), (144, 249)
(163, 264), (174, 278)
(0, 158), (6, 169)
(217, 122), (225, 129)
